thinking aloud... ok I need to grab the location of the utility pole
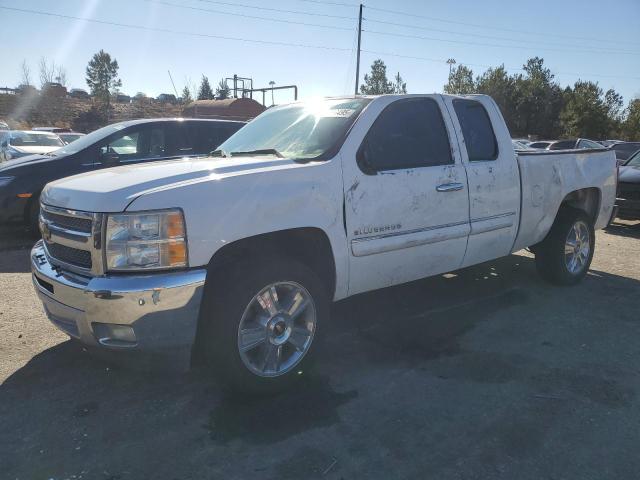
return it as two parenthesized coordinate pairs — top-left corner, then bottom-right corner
(354, 3), (363, 96)
(167, 70), (179, 98)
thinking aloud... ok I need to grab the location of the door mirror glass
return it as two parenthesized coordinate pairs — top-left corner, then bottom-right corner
(1, 140), (7, 148)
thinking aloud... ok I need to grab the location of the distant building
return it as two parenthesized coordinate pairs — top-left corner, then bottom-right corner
(182, 98), (265, 122)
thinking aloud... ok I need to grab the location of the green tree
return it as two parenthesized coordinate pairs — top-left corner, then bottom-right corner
(443, 65), (475, 94)
(475, 65), (518, 133)
(360, 59), (394, 95)
(513, 57), (563, 138)
(392, 72), (407, 94)
(181, 85), (192, 104)
(215, 78), (231, 100)
(560, 80), (610, 139)
(85, 50), (122, 112)
(197, 75), (214, 100)
(622, 98), (640, 140)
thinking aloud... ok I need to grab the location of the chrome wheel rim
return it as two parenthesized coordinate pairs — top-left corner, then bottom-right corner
(237, 281), (316, 377)
(565, 220), (590, 274)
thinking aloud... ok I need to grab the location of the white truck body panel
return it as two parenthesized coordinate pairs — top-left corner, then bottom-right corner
(40, 94), (617, 303)
(513, 149), (616, 252)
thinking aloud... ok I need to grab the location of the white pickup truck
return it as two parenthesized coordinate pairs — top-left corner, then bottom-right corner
(31, 94), (616, 391)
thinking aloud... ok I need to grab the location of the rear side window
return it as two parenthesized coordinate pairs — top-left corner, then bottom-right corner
(359, 98), (452, 172)
(453, 99), (498, 161)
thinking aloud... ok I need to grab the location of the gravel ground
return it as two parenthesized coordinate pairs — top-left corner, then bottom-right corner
(1, 221), (639, 480)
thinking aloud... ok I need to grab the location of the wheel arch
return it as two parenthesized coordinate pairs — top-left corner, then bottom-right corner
(558, 187), (601, 223)
(204, 227), (337, 301)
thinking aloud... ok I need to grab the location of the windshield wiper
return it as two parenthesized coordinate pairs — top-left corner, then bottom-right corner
(210, 148), (229, 158)
(229, 149), (284, 158)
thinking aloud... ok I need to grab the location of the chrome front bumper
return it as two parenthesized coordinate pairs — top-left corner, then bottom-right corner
(31, 241), (207, 370)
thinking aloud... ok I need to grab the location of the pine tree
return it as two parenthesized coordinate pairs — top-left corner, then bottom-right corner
(181, 85), (193, 104)
(360, 59), (394, 95)
(392, 72), (407, 94)
(215, 79), (231, 100)
(85, 50), (121, 112)
(197, 75), (214, 100)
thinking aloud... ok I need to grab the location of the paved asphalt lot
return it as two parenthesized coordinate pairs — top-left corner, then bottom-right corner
(1, 221), (640, 480)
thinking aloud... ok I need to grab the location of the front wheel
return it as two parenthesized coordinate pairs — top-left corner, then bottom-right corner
(199, 256), (328, 393)
(534, 207), (595, 285)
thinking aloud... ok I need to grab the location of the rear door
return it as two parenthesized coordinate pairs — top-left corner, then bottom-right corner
(342, 95), (470, 295)
(444, 96), (520, 266)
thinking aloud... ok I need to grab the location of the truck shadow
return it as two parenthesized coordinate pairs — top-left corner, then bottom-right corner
(1, 253), (639, 478)
(0, 226), (35, 273)
(605, 219), (640, 239)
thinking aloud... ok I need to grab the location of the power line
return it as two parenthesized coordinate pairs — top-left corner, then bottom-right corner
(192, 0), (356, 19)
(363, 17), (639, 55)
(362, 28), (640, 57)
(294, 0), (359, 7)
(365, 5), (640, 48)
(0, 5), (353, 52)
(145, 0), (352, 31)
(361, 50), (640, 81)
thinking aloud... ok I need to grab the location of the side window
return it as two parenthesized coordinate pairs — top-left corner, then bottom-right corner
(453, 99), (498, 161)
(101, 127), (166, 161)
(170, 123), (197, 155)
(359, 98), (452, 172)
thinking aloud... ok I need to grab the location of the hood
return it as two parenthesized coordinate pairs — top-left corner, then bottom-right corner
(619, 165), (640, 184)
(14, 145), (60, 155)
(0, 153), (59, 171)
(41, 155), (306, 212)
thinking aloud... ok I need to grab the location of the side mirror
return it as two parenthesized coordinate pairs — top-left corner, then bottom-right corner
(101, 150), (120, 165)
(356, 142), (377, 176)
(1, 140), (8, 148)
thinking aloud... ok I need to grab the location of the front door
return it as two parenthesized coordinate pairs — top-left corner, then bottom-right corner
(342, 96), (470, 296)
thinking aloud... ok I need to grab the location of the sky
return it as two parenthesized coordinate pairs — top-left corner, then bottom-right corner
(1, 0), (639, 106)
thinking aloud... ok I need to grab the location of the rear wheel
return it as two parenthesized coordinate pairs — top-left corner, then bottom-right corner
(199, 255), (328, 393)
(534, 207), (595, 285)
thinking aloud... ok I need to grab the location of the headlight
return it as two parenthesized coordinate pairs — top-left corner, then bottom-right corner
(0, 176), (14, 187)
(105, 209), (188, 271)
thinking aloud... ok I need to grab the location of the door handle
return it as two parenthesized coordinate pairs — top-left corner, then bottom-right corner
(436, 182), (464, 192)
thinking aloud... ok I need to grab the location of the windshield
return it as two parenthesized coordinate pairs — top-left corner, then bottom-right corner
(626, 151), (640, 167)
(54, 123), (128, 155)
(218, 98), (370, 160)
(10, 132), (64, 147)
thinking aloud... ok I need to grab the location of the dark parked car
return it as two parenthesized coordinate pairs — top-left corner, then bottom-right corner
(616, 150), (640, 220)
(0, 118), (245, 229)
(528, 141), (551, 149)
(610, 142), (640, 163)
(69, 88), (90, 100)
(57, 132), (86, 144)
(547, 138), (602, 150)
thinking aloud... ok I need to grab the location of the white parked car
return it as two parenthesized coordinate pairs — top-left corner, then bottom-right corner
(0, 130), (64, 162)
(32, 94), (616, 392)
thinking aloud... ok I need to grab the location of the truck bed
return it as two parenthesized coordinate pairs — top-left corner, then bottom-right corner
(512, 148), (617, 252)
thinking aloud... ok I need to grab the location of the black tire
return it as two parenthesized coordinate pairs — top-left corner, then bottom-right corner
(198, 255), (329, 394)
(534, 207), (595, 285)
(28, 199), (41, 237)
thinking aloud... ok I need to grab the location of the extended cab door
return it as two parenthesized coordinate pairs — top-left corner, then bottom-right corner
(342, 96), (470, 296)
(444, 97), (520, 267)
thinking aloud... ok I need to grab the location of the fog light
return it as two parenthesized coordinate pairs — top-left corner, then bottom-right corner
(92, 323), (137, 347)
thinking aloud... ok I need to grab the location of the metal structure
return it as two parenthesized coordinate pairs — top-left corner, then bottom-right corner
(223, 75), (298, 106)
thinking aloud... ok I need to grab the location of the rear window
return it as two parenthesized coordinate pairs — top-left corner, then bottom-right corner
(453, 99), (498, 161)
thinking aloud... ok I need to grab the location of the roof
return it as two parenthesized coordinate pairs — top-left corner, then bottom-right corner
(182, 98), (265, 121)
(110, 117), (247, 128)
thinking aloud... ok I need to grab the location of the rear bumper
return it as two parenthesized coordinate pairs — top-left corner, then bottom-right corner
(31, 241), (207, 371)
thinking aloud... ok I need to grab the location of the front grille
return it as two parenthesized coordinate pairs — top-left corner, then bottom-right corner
(41, 209), (92, 233)
(46, 242), (92, 269)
